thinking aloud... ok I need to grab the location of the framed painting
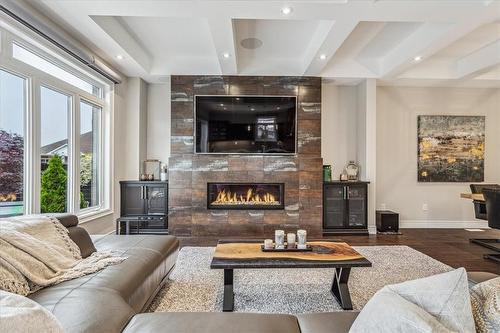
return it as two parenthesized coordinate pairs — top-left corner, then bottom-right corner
(417, 115), (485, 182)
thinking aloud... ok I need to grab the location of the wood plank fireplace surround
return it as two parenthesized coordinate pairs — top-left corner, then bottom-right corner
(168, 76), (322, 237)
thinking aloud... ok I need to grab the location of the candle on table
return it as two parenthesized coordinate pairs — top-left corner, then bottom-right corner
(287, 233), (296, 248)
(264, 239), (274, 250)
(297, 229), (307, 249)
(275, 230), (285, 249)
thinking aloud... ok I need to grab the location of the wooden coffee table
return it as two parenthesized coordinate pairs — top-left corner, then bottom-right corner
(210, 240), (372, 311)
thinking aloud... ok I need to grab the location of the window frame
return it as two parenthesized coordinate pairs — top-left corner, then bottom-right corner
(0, 23), (113, 222)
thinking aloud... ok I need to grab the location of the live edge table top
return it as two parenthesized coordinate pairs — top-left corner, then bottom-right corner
(210, 240), (372, 269)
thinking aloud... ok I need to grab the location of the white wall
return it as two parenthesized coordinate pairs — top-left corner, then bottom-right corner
(376, 86), (500, 227)
(321, 82), (358, 179)
(147, 82), (171, 165)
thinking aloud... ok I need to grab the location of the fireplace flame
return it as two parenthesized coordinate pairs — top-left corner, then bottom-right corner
(0, 193), (17, 202)
(212, 188), (279, 206)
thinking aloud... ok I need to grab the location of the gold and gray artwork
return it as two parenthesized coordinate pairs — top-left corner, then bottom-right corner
(417, 115), (485, 182)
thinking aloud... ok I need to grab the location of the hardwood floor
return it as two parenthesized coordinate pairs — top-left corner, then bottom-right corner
(179, 228), (500, 274)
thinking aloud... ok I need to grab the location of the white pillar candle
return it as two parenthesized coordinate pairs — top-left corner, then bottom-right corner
(297, 229), (307, 249)
(287, 233), (296, 248)
(275, 230), (285, 249)
(264, 239), (274, 250)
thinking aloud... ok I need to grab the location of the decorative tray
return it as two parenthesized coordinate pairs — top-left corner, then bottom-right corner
(261, 244), (313, 252)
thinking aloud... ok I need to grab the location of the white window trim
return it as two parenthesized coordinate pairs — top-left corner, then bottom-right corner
(0, 21), (114, 223)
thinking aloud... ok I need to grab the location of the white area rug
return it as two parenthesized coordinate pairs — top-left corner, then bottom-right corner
(148, 246), (451, 314)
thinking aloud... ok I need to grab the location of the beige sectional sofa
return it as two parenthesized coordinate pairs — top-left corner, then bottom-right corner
(30, 215), (497, 333)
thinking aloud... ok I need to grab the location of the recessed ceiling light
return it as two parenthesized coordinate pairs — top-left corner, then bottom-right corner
(250, 108), (255, 111)
(116, 54), (123, 60)
(220, 103), (224, 107)
(414, 56), (422, 62)
(319, 54), (327, 60)
(222, 53), (230, 58)
(281, 6), (292, 15)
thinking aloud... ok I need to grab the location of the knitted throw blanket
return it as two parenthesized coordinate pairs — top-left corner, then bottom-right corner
(0, 215), (125, 296)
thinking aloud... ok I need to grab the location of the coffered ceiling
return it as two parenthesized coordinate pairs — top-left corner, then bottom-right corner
(24, 0), (500, 86)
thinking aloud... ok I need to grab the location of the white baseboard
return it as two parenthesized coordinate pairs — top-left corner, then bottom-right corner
(400, 220), (489, 229)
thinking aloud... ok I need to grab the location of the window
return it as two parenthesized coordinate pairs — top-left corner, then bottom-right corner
(12, 43), (101, 97)
(0, 70), (26, 217)
(80, 101), (101, 209)
(0, 23), (111, 219)
(40, 86), (70, 213)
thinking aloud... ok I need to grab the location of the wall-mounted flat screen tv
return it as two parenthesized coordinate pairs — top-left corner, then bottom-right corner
(195, 95), (297, 154)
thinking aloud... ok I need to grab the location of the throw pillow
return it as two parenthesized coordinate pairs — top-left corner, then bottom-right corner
(470, 277), (500, 333)
(0, 290), (64, 333)
(349, 268), (475, 333)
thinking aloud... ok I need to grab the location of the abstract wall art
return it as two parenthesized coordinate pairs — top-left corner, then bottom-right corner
(418, 115), (485, 182)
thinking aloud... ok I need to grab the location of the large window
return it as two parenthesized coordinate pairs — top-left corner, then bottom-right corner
(0, 70), (26, 217)
(80, 101), (101, 210)
(40, 86), (70, 213)
(0, 23), (111, 219)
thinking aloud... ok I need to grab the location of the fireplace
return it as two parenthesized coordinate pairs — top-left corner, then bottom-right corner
(207, 183), (284, 210)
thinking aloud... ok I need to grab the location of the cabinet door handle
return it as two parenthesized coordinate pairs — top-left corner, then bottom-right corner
(347, 186), (350, 200)
(141, 186), (145, 200)
(343, 186), (347, 200)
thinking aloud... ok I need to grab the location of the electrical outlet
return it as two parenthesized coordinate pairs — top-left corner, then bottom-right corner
(380, 203), (387, 210)
(422, 203), (428, 211)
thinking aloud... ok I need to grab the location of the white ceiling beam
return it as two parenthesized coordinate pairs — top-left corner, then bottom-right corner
(300, 20), (335, 75)
(379, 23), (453, 78)
(456, 39), (500, 79)
(303, 20), (358, 76)
(206, 17), (238, 75)
(90, 16), (152, 73)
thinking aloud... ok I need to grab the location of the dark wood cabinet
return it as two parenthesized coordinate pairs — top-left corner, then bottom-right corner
(117, 181), (168, 234)
(323, 181), (369, 235)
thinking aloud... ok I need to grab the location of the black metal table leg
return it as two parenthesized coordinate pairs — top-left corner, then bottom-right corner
(223, 269), (234, 312)
(331, 267), (353, 310)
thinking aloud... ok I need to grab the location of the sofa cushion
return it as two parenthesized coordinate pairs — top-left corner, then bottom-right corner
(29, 234), (179, 333)
(297, 312), (359, 333)
(67, 226), (96, 258)
(0, 290), (64, 333)
(92, 235), (179, 311)
(123, 312), (301, 333)
(30, 287), (135, 333)
(349, 268), (475, 333)
(470, 277), (500, 333)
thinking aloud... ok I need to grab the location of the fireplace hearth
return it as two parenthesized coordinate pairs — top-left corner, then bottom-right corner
(207, 183), (284, 210)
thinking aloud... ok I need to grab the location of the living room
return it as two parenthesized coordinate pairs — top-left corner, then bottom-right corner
(0, 0), (499, 332)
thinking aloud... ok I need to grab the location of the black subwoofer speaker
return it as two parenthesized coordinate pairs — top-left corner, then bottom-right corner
(376, 210), (399, 232)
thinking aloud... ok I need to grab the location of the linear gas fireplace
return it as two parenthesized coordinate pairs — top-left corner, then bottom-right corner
(207, 183), (284, 210)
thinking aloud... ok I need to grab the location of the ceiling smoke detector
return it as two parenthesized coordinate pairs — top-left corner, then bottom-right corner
(240, 38), (263, 50)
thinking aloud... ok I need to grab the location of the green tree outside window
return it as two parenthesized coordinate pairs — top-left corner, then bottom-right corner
(40, 155), (87, 213)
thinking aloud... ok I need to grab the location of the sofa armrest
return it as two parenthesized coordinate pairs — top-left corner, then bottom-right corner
(50, 214), (97, 258)
(67, 226), (97, 258)
(49, 213), (79, 228)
